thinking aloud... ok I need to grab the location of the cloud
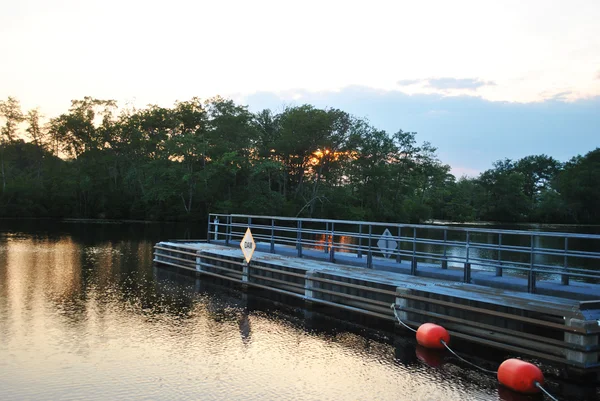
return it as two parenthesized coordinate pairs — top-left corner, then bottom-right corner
(397, 79), (422, 86)
(597, 70), (600, 80)
(546, 91), (573, 101)
(427, 77), (496, 90)
(244, 86), (600, 175)
(397, 77), (496, 92)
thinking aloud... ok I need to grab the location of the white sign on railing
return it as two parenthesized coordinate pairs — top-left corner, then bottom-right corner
(240, 228), (256, 263)
(377, 228), (397, 258)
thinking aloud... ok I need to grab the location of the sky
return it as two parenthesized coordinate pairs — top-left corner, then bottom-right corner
(1, 0), (599, 176)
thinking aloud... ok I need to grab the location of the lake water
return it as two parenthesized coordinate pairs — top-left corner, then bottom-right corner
(1, 219), (598, 401)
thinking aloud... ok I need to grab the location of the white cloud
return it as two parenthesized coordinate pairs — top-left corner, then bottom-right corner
(398, 77), (496, 91)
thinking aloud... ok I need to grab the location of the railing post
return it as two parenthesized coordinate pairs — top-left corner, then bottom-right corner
(213, 216), (219, 241)
(329, 222), (335, 262)
(562, 237), (569, 285)
(270, 219), (275, 253)
(367, 225), (373, 269)
(323, 222), (328, 253)
(297, 220), (303, 258)
(396, 226), (402, 263)
(496, 233), (503, 277)
(207, 215), (212, 243)
(357, 224), (362, 259)
(441, 229), (448, 269)
(528, 234), (536, 293)
(464, 231), (471, 283)
(411, 228), (417, 275)
(225, 215), (231, 245)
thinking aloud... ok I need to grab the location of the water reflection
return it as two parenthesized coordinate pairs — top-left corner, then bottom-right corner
(0, 220), (597, 401)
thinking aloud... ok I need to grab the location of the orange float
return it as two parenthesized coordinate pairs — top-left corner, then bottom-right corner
(415, 323), (450, 349)
(497, 358), (544, 394)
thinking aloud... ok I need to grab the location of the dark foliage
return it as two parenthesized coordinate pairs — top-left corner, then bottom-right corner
(0, 96), (598, 224)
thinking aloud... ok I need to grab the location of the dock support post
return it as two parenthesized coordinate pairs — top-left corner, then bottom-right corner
(242, 261), (249, 284)
(305, 271), (317, 303)
(564, 318), (599, 366)
(195, 251), (204, 272)
(394, 288), (410, 325)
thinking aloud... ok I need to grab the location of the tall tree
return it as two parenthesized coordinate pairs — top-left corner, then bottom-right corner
(0, 96), (25, 192)
(514, 154), (562, 214)
(25, 108), (47, 183)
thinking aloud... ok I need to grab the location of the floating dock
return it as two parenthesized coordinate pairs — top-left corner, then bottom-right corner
(153, 214), (600, 372)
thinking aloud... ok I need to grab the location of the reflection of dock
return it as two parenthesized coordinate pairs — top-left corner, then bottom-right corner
(154, 214), (600, 372)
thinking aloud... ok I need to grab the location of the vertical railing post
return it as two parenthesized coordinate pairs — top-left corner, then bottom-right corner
(213, 216), (220, 241)
(325, 222), (329, 253)
(357, 224), (363, 259)
(225, 215), (231, 246)
(396, 225), (402, 264)
(207, 215), (212, 243)
(329, 222), (335, 262)
(496, 233), (503, 277)
(528, 234), (536, 293)
(441, 229), (448, 269)
(562, 237), (569, 285)
(411, 228), (417, 275)
(297, 220), (303, 258)
(367, 225), (373, 269)
(464, 231), (471, 283)
(270, 219), (275, 253)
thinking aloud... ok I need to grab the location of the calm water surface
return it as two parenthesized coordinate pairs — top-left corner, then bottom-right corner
(0, 219), (596, 400)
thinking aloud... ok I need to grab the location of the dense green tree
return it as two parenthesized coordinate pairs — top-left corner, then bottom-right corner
(478, 160), (529, 222)
(556, 149), (600, 223)
(514, 155), (562, 216)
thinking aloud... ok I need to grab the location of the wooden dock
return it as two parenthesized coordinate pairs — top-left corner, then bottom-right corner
(154, 239), (600, 372)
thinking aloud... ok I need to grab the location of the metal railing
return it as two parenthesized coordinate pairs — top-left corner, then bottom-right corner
(207, 213), (600, 294)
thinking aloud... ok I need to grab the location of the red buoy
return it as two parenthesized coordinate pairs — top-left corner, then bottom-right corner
(416, 323), (450, 349)
(497, 358), (544, 394)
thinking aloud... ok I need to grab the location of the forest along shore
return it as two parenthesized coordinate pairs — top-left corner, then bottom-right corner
(1, 96), (598, 225)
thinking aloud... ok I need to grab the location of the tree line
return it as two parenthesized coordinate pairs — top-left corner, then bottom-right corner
(0, 96), (598, 224)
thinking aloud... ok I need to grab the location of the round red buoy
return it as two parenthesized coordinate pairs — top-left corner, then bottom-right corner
(415, 345), (445, 367)
(497, 358), (544, 394)
(416, 323), (450, 349)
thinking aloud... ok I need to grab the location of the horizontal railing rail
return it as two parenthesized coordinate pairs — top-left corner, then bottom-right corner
(207, 213), (600, 294)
